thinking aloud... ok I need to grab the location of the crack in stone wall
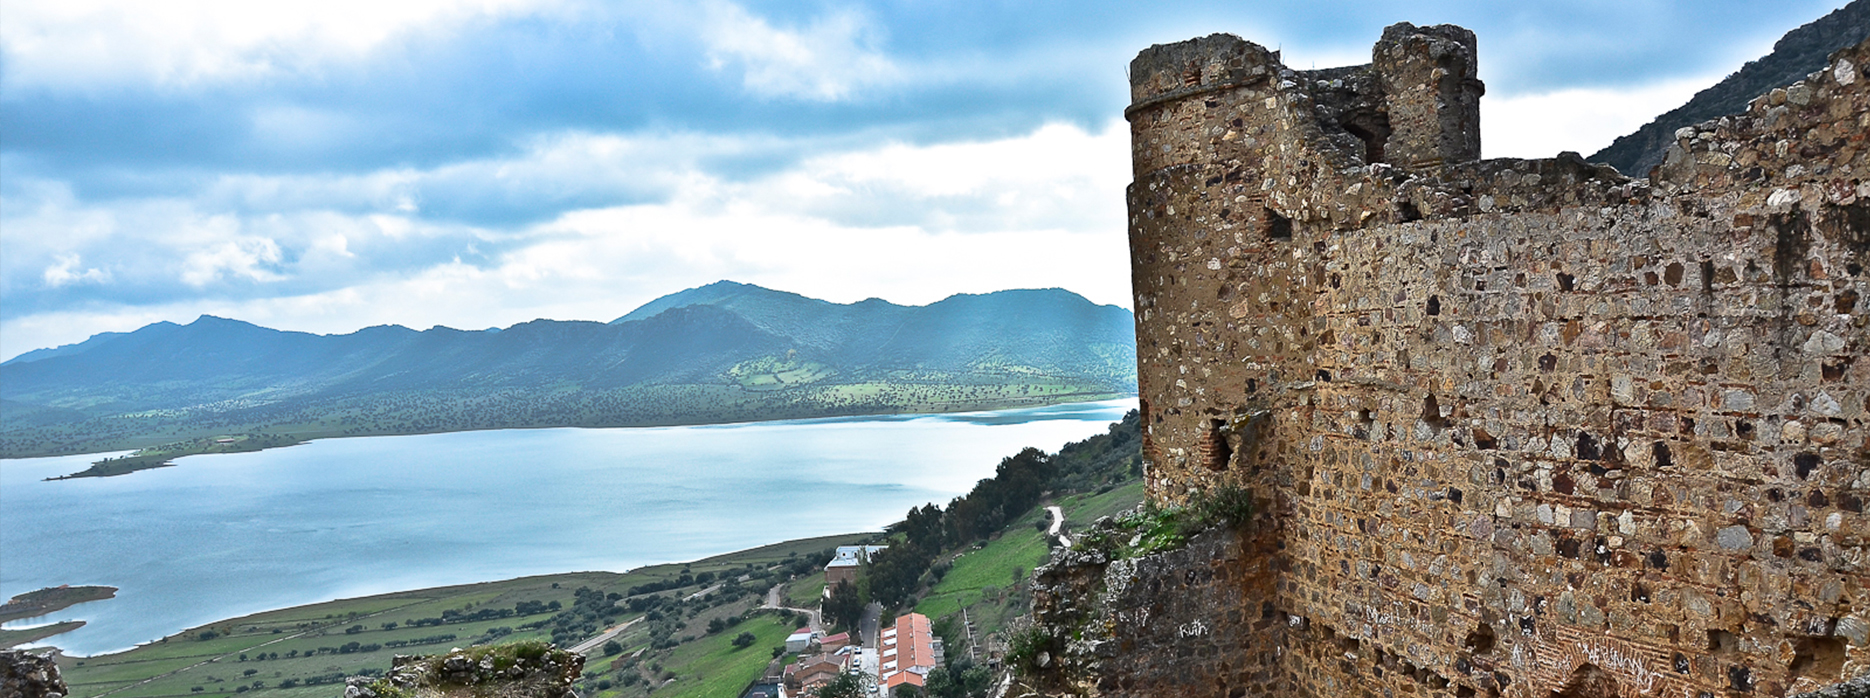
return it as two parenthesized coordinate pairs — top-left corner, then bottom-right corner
(1034, 22), (1870, 698)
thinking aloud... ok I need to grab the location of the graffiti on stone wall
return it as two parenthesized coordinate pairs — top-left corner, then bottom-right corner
(1513, 625), (1686, 698)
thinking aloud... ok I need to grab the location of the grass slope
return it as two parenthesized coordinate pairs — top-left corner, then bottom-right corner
(53, 534), (869, 698)
(913, 481), (1145, 657)
(657, 616), (793, 698)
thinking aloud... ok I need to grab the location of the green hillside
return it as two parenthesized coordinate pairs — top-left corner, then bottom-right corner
(49, 534), (868, 698)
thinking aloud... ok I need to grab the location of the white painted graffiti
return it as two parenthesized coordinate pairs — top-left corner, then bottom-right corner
(1178, 619), (1210, 638)
(1568, 635), (1662, 692)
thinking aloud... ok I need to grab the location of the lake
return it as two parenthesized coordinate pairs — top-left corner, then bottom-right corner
(0, 399), (1134, 656)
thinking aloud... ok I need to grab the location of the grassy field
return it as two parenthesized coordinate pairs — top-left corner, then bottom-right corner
(913, 480), (1146, 660)
(1054, 480), (1146, 528)
(783, 577), (824, 608)
(915, 509), (1050, 624)
(52, 533), (870, 698)
(658, 615), (794, 698)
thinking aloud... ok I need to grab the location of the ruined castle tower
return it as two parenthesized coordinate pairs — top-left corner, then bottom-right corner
(1035, 23), (1869, 698)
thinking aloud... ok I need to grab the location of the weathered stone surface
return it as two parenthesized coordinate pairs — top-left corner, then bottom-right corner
(1, 651), (66, 698)
(1792, 671), (1870, 698)
(1717, 524), (1757, 550)
(343, 644), (582, 698)
(1035, 20), (1870, 698)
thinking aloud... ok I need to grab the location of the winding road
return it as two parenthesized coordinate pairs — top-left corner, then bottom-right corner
(762, 584), (821, 634)
(1046, 505), (1072, 548)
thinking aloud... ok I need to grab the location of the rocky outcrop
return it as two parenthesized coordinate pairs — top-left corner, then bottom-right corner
(1793, 671), (1870, 698)
(1026, 519), (1280, 697)
(1, 650), (67, 698)
(344, 643), (583, 698)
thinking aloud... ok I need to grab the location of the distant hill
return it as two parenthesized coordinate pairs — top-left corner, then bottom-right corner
(1588, 0), (1870, 176)
(0, 282), (1136, 458)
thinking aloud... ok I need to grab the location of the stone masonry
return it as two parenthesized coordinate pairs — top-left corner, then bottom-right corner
(1032, 23), (1869, 698)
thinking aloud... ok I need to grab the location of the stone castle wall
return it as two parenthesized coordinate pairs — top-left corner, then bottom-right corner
(1035, 23), (1869, 698)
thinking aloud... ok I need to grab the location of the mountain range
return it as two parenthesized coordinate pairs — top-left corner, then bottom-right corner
(0, 281), (1137, 458)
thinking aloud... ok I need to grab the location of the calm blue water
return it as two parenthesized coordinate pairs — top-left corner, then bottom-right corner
(0, 399), (1133, 656)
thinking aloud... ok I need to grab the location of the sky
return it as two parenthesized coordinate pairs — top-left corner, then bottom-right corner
(0, 0), (1852, 361)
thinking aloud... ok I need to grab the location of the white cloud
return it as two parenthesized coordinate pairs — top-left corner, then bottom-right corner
(764, 122), (1129, 232)
(1482, 73), (1719, 162)
(180, 233), (287, 287)
(42, 254), (110, 287)
(0, 0), (564, 88)
(698, 1), (902, 101)
(1, 121), (1134, 360)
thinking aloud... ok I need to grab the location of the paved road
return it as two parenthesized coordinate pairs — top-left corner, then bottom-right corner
(568, 616), (643, 656)
(1046, 505), (1073, 547)
(859, 602), (881, 650)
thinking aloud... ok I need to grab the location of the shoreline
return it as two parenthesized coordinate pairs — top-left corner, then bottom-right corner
(42, 531), (870, 661)
(10, 392), (1136, 469)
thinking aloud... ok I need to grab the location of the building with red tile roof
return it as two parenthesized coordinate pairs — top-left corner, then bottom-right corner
(878, 612), (942, 691)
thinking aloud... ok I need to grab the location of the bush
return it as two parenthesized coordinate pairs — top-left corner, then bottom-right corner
(1004, 625), (1063, 678)
(732, 632), (756, 649)
(1188, 483), (1254, 531)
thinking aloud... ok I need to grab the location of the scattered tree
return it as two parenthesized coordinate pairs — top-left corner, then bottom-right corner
(823, 580), (863, 632)
(814, 672), (863, 698)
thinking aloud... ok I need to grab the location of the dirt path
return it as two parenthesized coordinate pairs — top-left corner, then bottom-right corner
(568, 616), (644, 656)
(762, 584), (820, 634)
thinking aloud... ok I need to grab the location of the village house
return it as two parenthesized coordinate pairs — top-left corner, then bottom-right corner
(879, 612), (942, 692)
(821, 545), (886, 593)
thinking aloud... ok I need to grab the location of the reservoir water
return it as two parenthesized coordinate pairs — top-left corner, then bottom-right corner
(0, 399), (1134, 656)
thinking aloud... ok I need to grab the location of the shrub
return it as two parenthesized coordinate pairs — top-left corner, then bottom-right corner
(1004, 625), (1063, 678)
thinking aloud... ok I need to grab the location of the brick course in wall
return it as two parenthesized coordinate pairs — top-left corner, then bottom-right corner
(1032, 23), (1869, 698)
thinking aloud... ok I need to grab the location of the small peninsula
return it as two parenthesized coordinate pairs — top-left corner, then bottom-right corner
(48, 434), (304, 480)
(0, 586), (116, 624)
(0, 586), (116, 650)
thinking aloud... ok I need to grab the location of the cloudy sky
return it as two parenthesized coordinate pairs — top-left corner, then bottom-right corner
(0, 0), (1850, 360)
